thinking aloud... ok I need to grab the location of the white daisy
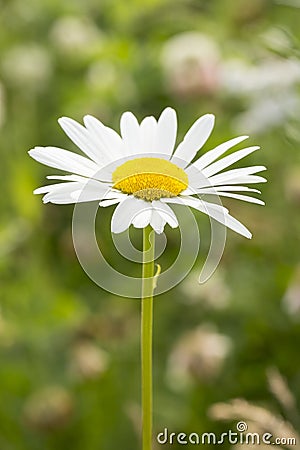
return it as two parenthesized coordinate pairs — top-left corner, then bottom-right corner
(29, 108), (266, 238)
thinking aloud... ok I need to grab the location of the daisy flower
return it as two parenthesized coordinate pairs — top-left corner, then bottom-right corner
(29, 107), (266, 238)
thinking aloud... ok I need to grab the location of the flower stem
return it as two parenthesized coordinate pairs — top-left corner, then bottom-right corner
(141, 225), (155, 450)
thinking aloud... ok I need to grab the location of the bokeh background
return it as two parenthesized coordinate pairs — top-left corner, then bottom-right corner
(1, 0), (300, 448)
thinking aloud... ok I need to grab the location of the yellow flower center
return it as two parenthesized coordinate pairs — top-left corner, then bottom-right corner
(112, 157), (188, 201)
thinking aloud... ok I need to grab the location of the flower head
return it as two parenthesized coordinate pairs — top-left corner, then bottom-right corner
(29, 108), (266, 237)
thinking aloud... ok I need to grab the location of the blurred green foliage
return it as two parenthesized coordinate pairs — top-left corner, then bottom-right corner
(1, 0), (300, 448)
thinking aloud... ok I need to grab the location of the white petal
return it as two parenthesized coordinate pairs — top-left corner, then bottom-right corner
(157, 210), (178, 229)
(183, 163), (212, 188)
(197, 186), (261, 193)
(186, 185), (261, 195)
(202, 146), (260, 177)
(70, 184), (117, 203)
(83, 115), (125, 162)
(155, 107), (177, 157)
(28, 146), (100, 178)
(196, 191), (265, 205)
(58, 117), (104, 165)
(150, 210), (165, 234)
(216, 192), (264, 205)
(172, 114), (215, 167)
(39, 182), (86, 204)
(33, 175), (98, 194)
(47, 173), (114, 190)
(140, 116), (157, 153)
(111, 197), (150, 233)
(163, 196), (252, 239)
(100, 195), (126, 208)
(212, 165), (266, 177)
(209, 175), (267, 186)
(34, 182), (74, 195)
(207, 167), (267, 186)
(152, 201), (178, 228)
(132, 210), (152, 228)
(35, 179), (113, 204)
(187, 164), (267, 189)
(167, 195), (229, 214)
(88, 155), (131, 183)
(192, 135), (249, 171)
(47, 174), (89, 182)
(120, 111), (141, 156)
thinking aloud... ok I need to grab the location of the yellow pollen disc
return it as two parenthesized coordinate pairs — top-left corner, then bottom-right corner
(112, 157), (189, 201)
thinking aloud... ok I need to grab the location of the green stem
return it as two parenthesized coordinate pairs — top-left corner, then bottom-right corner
(141, 225), (155, 450)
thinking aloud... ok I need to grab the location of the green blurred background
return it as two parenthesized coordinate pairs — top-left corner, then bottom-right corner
(1, 0), (300, 448)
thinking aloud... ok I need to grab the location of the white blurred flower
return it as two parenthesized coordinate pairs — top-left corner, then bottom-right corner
(233, 90), (300, 134)
(1, 44), (52, 89)
(179, 270), (230, 309)
(282, 266), (300, 316)
(69, 342), (109, 380)
(275, 0), (300, 7)
(0, 82), (6, 128)
(50, 16), (103, 56)
(261, 27), (295, 55)
(221, 57), (300, 134)
(222, 58), (300, 94)
(166, 325), (232, 390)
(161, 32), (221, 97)
(284, 167), (300, 204)
(86, 61), (118, 90)
(23, 386), (73, 431)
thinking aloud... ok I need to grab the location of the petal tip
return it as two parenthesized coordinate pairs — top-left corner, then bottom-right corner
(121, 111), (135, 119)
(28, 146), (40, 154)
(162, 106), (176, 115)
(57, 116), (68, 125)
(206, 113), (215, 122)
(28, 147), (43, 157)
(83, 114), (95, 122)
